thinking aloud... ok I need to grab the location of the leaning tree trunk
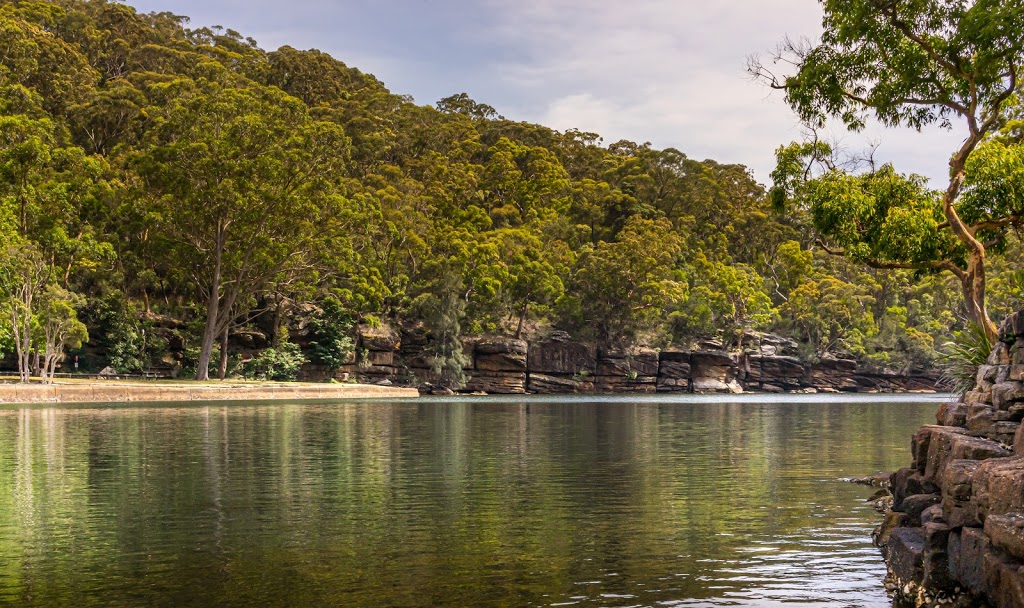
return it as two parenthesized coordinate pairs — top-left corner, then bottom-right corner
(962, 253), (998, 343)
(196, 297), (219, 381)
(945, 138), (999, 344)
(195, 233), (225, 381)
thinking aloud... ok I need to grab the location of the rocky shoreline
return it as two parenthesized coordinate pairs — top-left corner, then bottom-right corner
(876, 310), (1024, 608)
(302, 327), (942, 395)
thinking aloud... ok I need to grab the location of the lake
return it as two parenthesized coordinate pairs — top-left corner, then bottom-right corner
(0, 394), (944, 607)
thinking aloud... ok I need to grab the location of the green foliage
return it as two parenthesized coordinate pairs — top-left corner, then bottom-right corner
(415, 272), (470, 389)
(240, 343), (308, 382)
(779, 276), (876, 359)
(766, 0), (1024, 133)
(675, 253), (776, 346)
(307, 297), (356, 369)
(562, 217), (687, 346)
(754, 0), (1024, 342)
(36, 284), (88, 383)
(938, 323), (993, 398)
(0, 0), (1012, 382)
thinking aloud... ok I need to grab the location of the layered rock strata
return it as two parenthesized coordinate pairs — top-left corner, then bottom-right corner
(878, 310), (1024, 608)
(307, 328), (940, 395)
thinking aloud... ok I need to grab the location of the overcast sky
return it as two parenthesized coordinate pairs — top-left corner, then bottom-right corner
(126, 0), (967, 186)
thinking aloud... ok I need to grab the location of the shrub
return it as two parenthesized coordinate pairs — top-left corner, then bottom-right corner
(241, 343), (308, 381)
(307, 297), (355, 368)
(938, 322), (992, 398)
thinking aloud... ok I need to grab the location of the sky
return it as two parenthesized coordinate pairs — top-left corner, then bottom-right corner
(125, 0), (968, 186)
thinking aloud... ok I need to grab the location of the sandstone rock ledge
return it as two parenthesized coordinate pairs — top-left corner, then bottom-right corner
(0, 382), (418, 404)
(878, 309), (1024, 608)
(318, 327), (940, 395)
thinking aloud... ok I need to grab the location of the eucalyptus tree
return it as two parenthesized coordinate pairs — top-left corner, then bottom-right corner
(564, 217), (688, 347)
(37, 284), (88, 384)
(135, 77), (348, 380)
(752, 0), (1024, 341)
(0, 243), (49, 382)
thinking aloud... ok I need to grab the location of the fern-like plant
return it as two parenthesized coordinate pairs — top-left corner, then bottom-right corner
(938, 322), (993, 398)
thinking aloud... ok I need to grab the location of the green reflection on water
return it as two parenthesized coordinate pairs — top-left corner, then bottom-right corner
(0, 395), (942, 607)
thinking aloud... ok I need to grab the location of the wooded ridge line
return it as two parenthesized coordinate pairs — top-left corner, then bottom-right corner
(0, 0), (1021, 390)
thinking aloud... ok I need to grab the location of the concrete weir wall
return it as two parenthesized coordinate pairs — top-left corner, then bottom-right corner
(879, 310), (1024, 608)
(0, 383), (418, 405)
(310, 328), (941, 395)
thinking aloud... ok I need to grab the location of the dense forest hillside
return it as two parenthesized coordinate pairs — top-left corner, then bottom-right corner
(0, 0), (1021, 382)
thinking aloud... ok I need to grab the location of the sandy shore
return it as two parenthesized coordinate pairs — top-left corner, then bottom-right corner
(0, 380), (419, 404)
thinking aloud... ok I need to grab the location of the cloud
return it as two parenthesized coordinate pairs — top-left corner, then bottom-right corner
(477, 0), (966, 185)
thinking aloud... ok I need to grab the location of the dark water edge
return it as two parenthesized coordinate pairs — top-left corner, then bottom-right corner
(0, 394), (947, 607)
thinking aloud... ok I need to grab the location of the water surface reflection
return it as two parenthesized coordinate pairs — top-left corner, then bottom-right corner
(0, 395), (943, 607)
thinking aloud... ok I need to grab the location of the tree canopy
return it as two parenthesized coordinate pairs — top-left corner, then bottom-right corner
(0, 0), (1019, 382)
(752, 0), (1024, 342)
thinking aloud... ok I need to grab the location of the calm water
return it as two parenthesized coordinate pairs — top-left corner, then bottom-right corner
(0, 394), (944, 608)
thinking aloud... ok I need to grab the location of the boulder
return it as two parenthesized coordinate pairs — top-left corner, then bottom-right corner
(935, 401), (968, 427)
(922, 522), (955, 591)
(1017, 424), (1024, 455)
(973, 457), (1024, 522)
(968, 402), (997, 433)
(690, 351), (740, 393)
(474, 337), (528, 372)
(745, 355), (805, 389)
(993, 382), (1024, 411)
(527, 373), (593, 394)
(528, 339), (597, 375)
(892, 467), (939, 511)
(983, 551), (1024, 608)
(967, 387), (996, 406)
(999, 310), (1024, 343)
(983, 421), (1020, 447)
(979, 365), (1001, 388)
(999, 403), (1024, 423)
(992, 341), (1012, 365)
(921, 504), (946, 526)
(911, 425), (968, 474)
(985, 513), (1024, 561)
(886, 527), (926, 584)
(948, 527), (989, 597)
(808, 358), (858, 391)
(924, 427), (1010, 485)
(942, 459), (982, 528)
(358, 325), (400, 352)
(901, 494), (942, 525)
(875, 510), (909, 547)
(464, 371), (527, 394)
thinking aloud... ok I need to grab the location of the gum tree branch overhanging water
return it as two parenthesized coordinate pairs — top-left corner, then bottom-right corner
(749, 0), (1024, 343)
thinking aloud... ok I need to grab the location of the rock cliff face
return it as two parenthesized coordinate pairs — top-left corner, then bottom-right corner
(307, 328), (940, 395)
(878, 310), (1024, 608)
